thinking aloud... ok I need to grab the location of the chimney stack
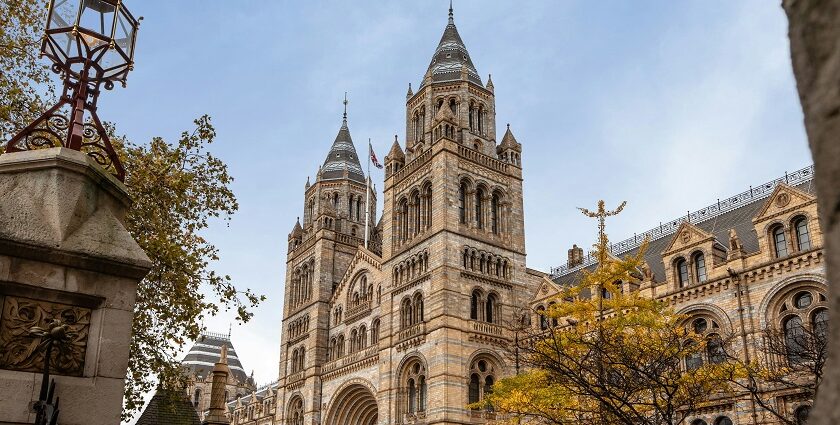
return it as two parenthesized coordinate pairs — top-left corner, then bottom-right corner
(568, 244), (584, 268)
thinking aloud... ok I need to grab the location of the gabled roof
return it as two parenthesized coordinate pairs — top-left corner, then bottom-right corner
(423, 5), (482, 86)
(552, 171), (817, 287)
(498, 124), (522, 152)
(321, 115), (365, 184)
(136, 389), (201, 425)
(182, 332), (249, 383)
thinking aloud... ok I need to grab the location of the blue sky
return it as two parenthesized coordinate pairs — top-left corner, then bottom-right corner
(104, 0), (811, 412)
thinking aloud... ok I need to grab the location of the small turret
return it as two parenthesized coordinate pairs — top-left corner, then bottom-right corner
(385, 135), (406, 178)
(406, 83), (414, 99)
(497, 123), (522, 167)
(202, 345), (231, 425)
(486, 74), (494, 92)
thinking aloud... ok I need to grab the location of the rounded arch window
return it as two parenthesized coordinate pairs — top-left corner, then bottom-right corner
(401, 359), (427, 415)
(795, 405), (811, 424)
(288, 397), (304, 425)
(536, 305), (548, 330)
(794, 291), (812, 309)
(691, 420), (708, 425)
(714, 417), (733, 425)
(693, 318), (708, 334)
(676, 258), (689, 287)
(793, 216), (811, 251)
(772, 224), (789, 258)
(693, 252), (707, 283)
(468, 357), (498, 411)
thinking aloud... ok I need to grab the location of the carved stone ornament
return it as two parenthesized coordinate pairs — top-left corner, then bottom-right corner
(681, 231), (692, 244)
(0, 296), (90, 376)
(775, 191), (791, 208)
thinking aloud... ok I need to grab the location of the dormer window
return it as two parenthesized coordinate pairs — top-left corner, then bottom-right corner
(772, 225), (788, 258)
(676, 258), (689, 288)
(693, 252), (707, 283)
(793, 216), (811, 251)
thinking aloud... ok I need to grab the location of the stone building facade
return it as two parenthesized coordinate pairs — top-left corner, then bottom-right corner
(221, 6), (827, 425)
(547, 167), (825, 425)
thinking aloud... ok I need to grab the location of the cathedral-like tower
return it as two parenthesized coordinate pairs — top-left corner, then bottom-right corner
(276, 101), (379, 425)
(270, 6), (538, 425)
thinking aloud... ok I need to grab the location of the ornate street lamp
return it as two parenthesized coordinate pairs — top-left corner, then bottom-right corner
(4, 0), (141, 181)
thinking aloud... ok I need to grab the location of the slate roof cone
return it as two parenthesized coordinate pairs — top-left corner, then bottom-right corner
(423, 2), (482, 86)
(321, 94), (365, 183)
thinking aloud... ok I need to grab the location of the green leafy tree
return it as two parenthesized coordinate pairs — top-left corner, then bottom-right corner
(0, 0), (53, 143)
(484, 201), (739, 425)
(1, 1), (265, 420)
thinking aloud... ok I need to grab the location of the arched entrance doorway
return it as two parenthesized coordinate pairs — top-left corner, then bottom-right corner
(325, 383), (378, 425)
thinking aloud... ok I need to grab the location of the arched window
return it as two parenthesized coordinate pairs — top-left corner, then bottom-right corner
(413, 293), (424, 323)
(423, 184), (432, 230)
(470, 290), (481, 320)
(491, 193), (500, 234)
(356, 198), (362, 221)
(706, 334), (726, 364)
(795, 405), (811, 425)
(401, 298), (413, 329)
(193, 388), (201, 407)
(794, 217), (811, 251)
(693, 252), (707, 283)
(468, 373), (480, 405)
(536, 305), (548, 330)
(784, 315), (805, 364)
(349, 194), (354, 219)
(773, 225), (788, 258)
(676, 258), (689, 287)
(486, 293), (498, 324)
(684, 340), (703, 370)
(371, 318), (381, 346)
(449, 98), (457, 115)
(691, 419), (708, 425)
(289, 397), (304, 425)
(468, 358), (497, 411)
(291, 349), (299, 372)
(459, 182), (467, 224)
(814, 308), (828, 341)
(714, 416), (733, 425)
(411, 191), (421, 236)
(475, 187), (484, 229)
(333, 192), (339, 207)
(478, 106), (484, 133)
(402, 361), (427, 416)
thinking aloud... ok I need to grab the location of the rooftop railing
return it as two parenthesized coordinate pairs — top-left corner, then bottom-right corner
(550, 165), (815, 279)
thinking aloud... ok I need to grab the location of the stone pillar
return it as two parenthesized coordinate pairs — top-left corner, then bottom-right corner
(0, 148), (151, 425)
(203, 345), (231, 425)
(783, 1), (840, 423)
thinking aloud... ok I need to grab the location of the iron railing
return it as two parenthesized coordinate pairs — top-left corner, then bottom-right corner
(550, 165), (815, 278)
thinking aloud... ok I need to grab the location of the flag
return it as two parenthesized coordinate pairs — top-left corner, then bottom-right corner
(369, 142), (383, 169)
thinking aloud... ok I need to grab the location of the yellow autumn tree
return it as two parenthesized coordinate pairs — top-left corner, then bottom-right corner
(482, 201), (739, 425)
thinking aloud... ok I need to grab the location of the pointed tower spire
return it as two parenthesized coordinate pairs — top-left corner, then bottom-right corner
(322, 94), (365, 183)
(342, 92), (348, 127)
(406, 83), (414, 99)
(423, 1), (482, 86)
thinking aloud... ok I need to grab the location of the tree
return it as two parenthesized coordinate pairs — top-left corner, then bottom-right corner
(1, 1), (265, 420)
(0, 0), (53, 143)
(113, 117), (265, 420)
(484, 201), (737, 425)
(721, 318), (827, 425)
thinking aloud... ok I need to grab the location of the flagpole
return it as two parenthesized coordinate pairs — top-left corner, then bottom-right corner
(365, 139), (371, 250)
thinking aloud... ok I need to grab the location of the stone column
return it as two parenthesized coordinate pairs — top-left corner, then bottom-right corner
(0, 148), (151, 425)
(203, 345), (231, 425)
(783, 1), (840, 423)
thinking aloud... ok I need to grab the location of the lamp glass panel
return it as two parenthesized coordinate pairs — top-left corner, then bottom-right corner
(99, 48), (128, 78)
(114, 8), (136, 59)
(49, 0), (82, 30)
(78, 0), (116, 38)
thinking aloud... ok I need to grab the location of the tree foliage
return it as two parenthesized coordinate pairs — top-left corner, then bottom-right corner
(485, 202), (738, 425)
(721, 321), (827, 425)
(0, 0), (53, 143)
(1, 1), (265, 420)
(113, 118), (265, 420)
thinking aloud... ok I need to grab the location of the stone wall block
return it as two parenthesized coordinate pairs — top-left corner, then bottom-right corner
(0, 372), (38, 423)
(94, 308), (135, 379)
